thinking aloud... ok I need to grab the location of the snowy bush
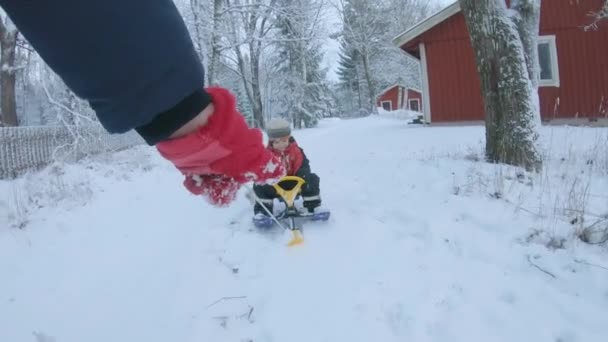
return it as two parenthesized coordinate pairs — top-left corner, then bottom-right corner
(1, 145), (154, 230)
(448, 126), (608, 247)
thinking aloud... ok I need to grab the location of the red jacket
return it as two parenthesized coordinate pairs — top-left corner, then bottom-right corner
(268, 138), (307, 176)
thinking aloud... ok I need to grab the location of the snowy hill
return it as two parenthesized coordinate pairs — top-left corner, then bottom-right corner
(1, 116), (607, 342)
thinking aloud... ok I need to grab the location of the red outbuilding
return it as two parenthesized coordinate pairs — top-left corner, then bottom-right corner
(376, 84), (423, 112)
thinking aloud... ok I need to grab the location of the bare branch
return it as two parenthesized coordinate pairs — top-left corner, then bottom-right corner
(573, 258), (608, 272)
(527, 255), (557, 279)
(585, 0), (608, 30)
(206, 296), (247, 309)
(41, 82), (97, 125)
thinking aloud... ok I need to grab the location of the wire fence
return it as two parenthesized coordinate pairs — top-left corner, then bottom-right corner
(0, 125), (145, 179)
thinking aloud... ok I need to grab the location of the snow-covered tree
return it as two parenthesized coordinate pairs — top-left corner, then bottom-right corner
(336, 0), (386, 112)
(335, 37), (363, 116)
(272, 0), (332, 128)
(373, 0), (435, 93)
(386, 0), (436, 35)
(335, 0), (434, 115)
(459, 0), (542, 171)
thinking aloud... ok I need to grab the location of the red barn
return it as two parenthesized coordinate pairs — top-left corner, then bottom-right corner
(393, 0), (608, 124)
(376, 84), (423, 112)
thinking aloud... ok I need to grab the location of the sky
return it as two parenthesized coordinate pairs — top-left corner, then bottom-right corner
(322, 0), (456, 82)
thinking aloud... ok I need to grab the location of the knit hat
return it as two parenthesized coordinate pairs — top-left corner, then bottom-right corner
(266, 118), (291, 139)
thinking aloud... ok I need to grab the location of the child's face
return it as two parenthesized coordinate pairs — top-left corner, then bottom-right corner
(271, 136), (290, 151)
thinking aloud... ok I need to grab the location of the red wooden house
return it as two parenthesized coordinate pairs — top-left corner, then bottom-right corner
(376, 84), (423, 112)
(393, 0), (608, 124)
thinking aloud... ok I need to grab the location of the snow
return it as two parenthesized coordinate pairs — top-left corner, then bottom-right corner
(377, 107), (422, 121)
(2, 116), (608, 342)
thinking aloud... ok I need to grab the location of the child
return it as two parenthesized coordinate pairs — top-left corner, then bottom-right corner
(253, 118), (326, 222)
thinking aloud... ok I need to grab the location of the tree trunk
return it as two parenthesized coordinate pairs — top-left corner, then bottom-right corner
(189, 0), (206, 66)
(511, 0), (541, 89)
(511, 0), (542, 121)
(353, 62), (362, 111)
(207, 0), (223, 85)
(459, 0), (542, 171)
(360, 50), (376, 112)
(227, 0), (257, 127)
(298, 41), (307, 129)
(249, 37), (264, 129)
(0, 19), (18, 127)
(234, 47), (256, 123)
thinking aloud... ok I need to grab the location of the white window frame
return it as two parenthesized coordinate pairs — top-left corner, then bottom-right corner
(408, 98), (421, 112)
(380, 100), (392, 111)
(538, 35), (560, 87)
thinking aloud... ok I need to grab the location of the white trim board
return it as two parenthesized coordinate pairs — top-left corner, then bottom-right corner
(419, 43), (432, 123)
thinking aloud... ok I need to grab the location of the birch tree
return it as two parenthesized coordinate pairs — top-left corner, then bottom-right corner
(459, 0), (542, 171)
(0, 13), (19, 126)
(187, 0), (225, 85)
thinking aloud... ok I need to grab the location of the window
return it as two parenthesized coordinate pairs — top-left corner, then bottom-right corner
(538, 35), (559, 87)
(408, 99), (420, 112)
(381, 101), (392, 111)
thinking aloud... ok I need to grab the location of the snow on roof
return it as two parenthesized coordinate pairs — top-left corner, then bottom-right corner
(392, 2), (462, 48)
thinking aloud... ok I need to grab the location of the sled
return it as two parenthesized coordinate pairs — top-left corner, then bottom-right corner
(252, 176), (330, 247)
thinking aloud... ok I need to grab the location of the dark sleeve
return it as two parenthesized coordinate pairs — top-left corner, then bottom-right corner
(0, 0), (211, 145)
(295, 148), (311, 177)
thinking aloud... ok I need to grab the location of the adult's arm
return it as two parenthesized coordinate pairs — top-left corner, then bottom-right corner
(0, 0), (211, 145)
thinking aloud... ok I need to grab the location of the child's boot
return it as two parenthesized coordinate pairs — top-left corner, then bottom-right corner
(302, 195), (330, 221)
(253, 200), (274, 228)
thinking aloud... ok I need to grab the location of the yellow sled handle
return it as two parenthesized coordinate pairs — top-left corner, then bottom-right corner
(272, 176), (306, 208)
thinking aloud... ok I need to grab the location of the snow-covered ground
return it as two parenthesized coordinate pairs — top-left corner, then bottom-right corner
(1, 116), (607, 342)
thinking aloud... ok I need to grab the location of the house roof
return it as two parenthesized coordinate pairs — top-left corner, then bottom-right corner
(376, 83), (405, 99)
(376, 83), (423, 100)
(392, 2), (461, 48)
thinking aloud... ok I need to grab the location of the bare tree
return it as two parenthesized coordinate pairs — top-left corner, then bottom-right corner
(459, 0), (542, 171)
(224, 0), (280, 129)
(0, 14), (19, 126)
(188, 0), (225, 85)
